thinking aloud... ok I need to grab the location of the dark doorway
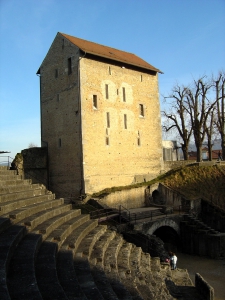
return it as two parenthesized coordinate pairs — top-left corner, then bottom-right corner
(153, 226), (180, 252)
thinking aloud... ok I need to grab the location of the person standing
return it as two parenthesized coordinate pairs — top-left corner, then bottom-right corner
(171, 253), (177, 270)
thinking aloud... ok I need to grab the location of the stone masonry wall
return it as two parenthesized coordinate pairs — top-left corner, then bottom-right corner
(39, 33), (83, 198)
(80, 56), (163, 195)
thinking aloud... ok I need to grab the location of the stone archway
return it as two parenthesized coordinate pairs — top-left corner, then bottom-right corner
(146, 218), (180, 236)
(146, 219), (181, 252)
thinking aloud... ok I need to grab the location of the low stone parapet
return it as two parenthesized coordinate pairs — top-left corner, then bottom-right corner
(195, 273), (214, 300)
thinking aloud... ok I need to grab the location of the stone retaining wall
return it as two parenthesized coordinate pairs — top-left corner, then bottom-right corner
(94, 186), (147, 209)
(21, 147), (48, 187)
(195, 273), (214, 300)
(180, 215), (225, 259)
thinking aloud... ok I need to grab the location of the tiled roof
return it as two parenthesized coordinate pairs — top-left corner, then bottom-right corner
(60, 32), (162, 74)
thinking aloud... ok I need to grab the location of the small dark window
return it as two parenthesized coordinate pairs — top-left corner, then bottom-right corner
(137, 137), (141, 146)
(140, 75), (143, 82)
(105, 84), (109, 99)
(109, 66), (111, 75)
(124, 114), (127, 129)
(107, 112), (110, 128)
(122, 87), (126, 102)
(55, 69), (58, 78)
(68, 57), (72, 75)
(117, 89), (119, 95)
(93, 95), (97, 109)
(58, 138), (62, 148)
(139, 104), (144, 117)
(106, 136), (110, 145)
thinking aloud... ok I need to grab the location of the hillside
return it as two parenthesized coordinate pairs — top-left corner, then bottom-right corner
(161, 164), (225, 210)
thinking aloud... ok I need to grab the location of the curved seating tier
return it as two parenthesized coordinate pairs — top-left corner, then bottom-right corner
(0, 166), (199, 300)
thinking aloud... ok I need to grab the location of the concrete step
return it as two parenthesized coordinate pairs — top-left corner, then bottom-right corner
(7, 233), (43, 300)
(57, 249), (88, 300)
(0, 193), (55, 216)
(0, 183), (43, 195)
(0, 179), (32, 187)
(75, 225), (107, 258)
(103, 234), (133, 300)
(61, 219), (98, 252)
(22, 203), (72, 230)
(4, 198), (64, 225)
(45, 214), (90, 247)
(0, 186), (48, 203)
(74, 256), (105, 300)
(0, 169), (17, 175)
(117, 242), (143, 299)
(35, 241), (68, 300)
(35, 209), (82, 240)
(90, 230), (116, 266)
(0, 174), (23, 181)
(0, 224), (27, 299)
(0, 178), (32, 187)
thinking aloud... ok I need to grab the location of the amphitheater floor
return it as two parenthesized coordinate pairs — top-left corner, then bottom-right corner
(177, 252), (225, 300)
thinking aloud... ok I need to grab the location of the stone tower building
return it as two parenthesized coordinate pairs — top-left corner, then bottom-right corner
(37, 32), (163, 198)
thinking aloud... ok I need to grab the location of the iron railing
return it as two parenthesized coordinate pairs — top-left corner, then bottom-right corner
(0, 155), (13, 169)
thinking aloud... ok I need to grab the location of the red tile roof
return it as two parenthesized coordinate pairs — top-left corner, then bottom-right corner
(60, 32), (162, 74)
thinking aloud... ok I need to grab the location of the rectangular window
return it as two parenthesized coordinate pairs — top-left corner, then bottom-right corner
(58, 138), (61, 148)
(106, 136), (110, 145)
(105, 84), (109, 99)
(140, 75), (143, 82)
(139, 104), (144, 117)
(137, 137), (141, 146)
(68, 57), (72, 75)
(122, 87), (126, 102)
(93, 95), (97, 109)
(55, 69), (58, 78)
(109, 66), (111, 75)
(124, 114), (127, 129)
(107, 112), (110, 128)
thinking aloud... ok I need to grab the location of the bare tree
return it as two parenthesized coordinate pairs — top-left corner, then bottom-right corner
(28, 143), (38, 148)
(162, 85), (192, 160)
(205, 107), (216, 161)
(185, 77), (216, 162)
(214, 72), (225, 160)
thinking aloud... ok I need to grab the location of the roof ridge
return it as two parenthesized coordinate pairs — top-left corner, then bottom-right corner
(59, 32), (162, 74)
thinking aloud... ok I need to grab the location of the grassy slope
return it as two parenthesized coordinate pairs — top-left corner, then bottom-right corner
(161, 164), (225, 209)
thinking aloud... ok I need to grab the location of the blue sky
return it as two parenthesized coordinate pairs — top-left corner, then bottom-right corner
(0, 0), (225, 160)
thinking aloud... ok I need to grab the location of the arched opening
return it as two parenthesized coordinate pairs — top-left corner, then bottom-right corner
(153, 226), (180, 253)
(152, 190), (160, 204)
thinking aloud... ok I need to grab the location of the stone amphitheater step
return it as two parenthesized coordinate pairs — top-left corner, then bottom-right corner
(0, 193), (55, 216)
(0, 186), (49, 203)
(117, 241), (143, 299)
(56, 222), (103, 300)
(57, 249), (88, 300)
(0, 182), (43, 195)
(0, 167), (204, 300)
(75, 225), (108, 258)
(0, 224), (27, 299)
(0, 169), (17, 175)
(0, 178), (32, 187)
(37, 219), (99, 300)
(103, 233), (133, 300)
(7, 232), (43, 300)
(0, 174), (23, 181)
